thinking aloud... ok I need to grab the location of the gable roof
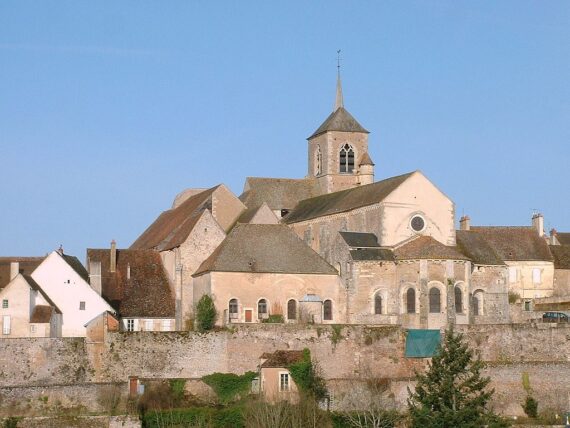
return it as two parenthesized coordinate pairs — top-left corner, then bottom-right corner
(283, 172), (414, 224)
(237, 202), (279, 224)
(240, 177), (319, 212)
(456, 230), (505, 266)
(260, 350), (306, 368)
(395, 236), (469, 261)
(131, 186), (219, 251)
(339, 232), (380, 248)
(194, 224), (338, 276)
(556, 233), (570, 246)
(23, 274), (62, 314)
(309, 107), (369, 139)
(86, 248), (174, 318)
(550, 245), (570, 269)
(470, 227), (553, 262)
(0, 257), (45, 289)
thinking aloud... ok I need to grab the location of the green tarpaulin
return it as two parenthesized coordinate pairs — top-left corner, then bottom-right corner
(405, 329), (441, 358)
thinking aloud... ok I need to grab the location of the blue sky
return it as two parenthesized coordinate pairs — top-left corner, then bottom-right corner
(1, 1), (569, 258)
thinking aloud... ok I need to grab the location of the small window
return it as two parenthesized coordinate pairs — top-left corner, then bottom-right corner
(145, 320), (153, 331)
(2, 315), (11, 335)
(315, 146), (322, 176)
(454, 286), (463, 314)
(410, 215), (425, 233)
(279, 372), (290, 392)
(79, 301), (86, 311)
(287, 299), (297, 320)
(127, 319), (135, 332)
(472, 292), (483, 316)
(429, 288), (441, 313)
(524, 300), (531, 312)
(532, 268), (541, 284)
(374, 293), (382, 315)
(161, 319), (171, 331)
(229, 299), (238, 319)
(2, 300), (8, 309)
(30, 325), (36, 334)
(258, 299), (268, 319)
(323, 300), (333, 321)
(406, 288), (416, 314)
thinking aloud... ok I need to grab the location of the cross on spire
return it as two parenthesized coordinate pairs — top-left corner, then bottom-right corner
(334, 49), (344, 111)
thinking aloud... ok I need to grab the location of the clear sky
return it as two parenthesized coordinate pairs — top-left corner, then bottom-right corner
(1, 1), (569, 258)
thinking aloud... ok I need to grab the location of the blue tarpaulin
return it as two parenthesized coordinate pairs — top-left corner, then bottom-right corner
(405, 329), (441, 358)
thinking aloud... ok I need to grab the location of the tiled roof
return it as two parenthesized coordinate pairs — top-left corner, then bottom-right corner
(309, 107), (369, 139)
(284, 172), (414, 224)
(395, 236), (469, 261)
(358, 152), (375, 166)
(87, 248), (174, 318)
(556, 233), (570, 246)
(240, 177), (319, 212)
(0, 257), (44, 289)
(30, 305), (54, 323)
(456, 231), (505, 266)
(470, 227), (553, 262)
(194, 224), (338, 276)
(23, 275), (62, 315)
(550, 245), (570, 269)
(131, 186), (219, 251)
(261, 350), (306, 368)
(339, 232), (380, 248)
(350, 248), (395, 262)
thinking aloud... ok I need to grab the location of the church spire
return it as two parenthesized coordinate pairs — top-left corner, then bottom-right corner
(334, 49), (344, 111)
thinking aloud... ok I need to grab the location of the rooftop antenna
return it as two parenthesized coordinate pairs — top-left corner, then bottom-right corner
(334, 49), (344, 111)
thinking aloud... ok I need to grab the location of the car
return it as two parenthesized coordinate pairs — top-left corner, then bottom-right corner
(542, 311), (570, 323)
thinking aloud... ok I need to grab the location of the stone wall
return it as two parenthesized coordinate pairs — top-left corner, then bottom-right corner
(0, 323), (569, 416)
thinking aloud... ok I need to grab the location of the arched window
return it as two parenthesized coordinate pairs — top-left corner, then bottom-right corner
(473, 291), (483, 316)
(323, 300), (333, 321)
(258, 299), (268, 319)
(339, 144), (355, 173)
(287, 299), (297, 320)
(229, 299), (238, 319)
(374, 293), (383, 315)
(429, 288), (441, 313)
(454, 286), (463, 313)
(315, 146), (322, 176)
(406, 288), (416, 314)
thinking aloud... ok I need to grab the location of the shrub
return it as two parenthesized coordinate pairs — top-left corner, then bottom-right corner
(196, 295), (217, 332)
(262, 314), (284, 323)
(288, 349), (327, 401)
(202, 372), (257, 404)
(143, 406), (244, 428)
(508, 292), (520, 304)
(522, 395), (538, 418)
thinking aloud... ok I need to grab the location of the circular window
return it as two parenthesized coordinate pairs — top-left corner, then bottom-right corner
(410, 215), (425, 232)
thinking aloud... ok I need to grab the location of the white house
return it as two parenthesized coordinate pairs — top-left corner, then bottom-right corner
(31, 250), (114, 337)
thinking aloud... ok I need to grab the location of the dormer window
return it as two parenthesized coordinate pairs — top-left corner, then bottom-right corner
(339, 144), (355, 173)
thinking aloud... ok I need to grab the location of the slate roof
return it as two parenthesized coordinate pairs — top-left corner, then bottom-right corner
(30, 305), (54, 323)
(193, 224), (338, 276)
(556, 233), (570, 246)
(339, 232), (380, 248)
(358, 152), (375, 166)
(260, 350), (305, 368)
(240, 178), (319, 212)
(309, 107), (369, 139)
(0, 257), (45, 289)
(131, 186), (219, 251)
(550, 245), (570, 269)
(395, 236), (469, 261)
(456, 231), (505, 266)
(86, 248), (175, 318)
(59, 253), (90, 282)
(470, 227), (553, 262)
(284, 172), (414, 224)
(350, 248), (395, 262)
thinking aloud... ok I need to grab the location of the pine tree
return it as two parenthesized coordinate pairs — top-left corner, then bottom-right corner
(408, 327), (509, 428)
(195, 294), (217, 332)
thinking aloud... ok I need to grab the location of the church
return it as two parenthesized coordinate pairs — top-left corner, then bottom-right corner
(92, 73), (569, 332)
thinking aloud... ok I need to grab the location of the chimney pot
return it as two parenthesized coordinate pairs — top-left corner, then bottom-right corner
(110, 240), (117, 273)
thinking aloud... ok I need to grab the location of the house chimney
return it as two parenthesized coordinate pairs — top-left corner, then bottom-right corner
(110, 240), (117, 273)
(550, 228), (559, 245)
(9, 262), (19, 281)
(459, 215), (471, 231)
(532, 213), (544, 237)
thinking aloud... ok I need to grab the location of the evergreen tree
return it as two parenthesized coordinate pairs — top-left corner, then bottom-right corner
(408, 327), (509, 428)
(195, 294), (217, 332)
